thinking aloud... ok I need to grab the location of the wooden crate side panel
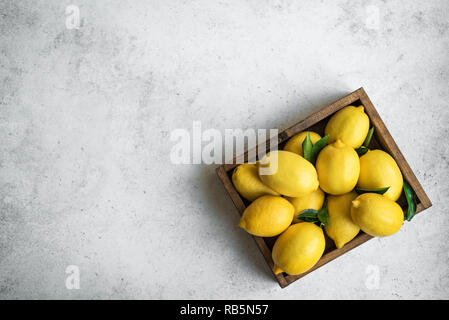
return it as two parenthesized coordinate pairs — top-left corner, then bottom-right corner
(281, 88), (364, 141)
(216, 166), (288, 287)
(216, 166), (246, 214)
(358, 89), (432, 210)
(222, 88), (365, 172)
(283, 232), (373, 286)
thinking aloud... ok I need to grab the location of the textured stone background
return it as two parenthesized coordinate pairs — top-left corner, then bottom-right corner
(0, 0), (448, 299)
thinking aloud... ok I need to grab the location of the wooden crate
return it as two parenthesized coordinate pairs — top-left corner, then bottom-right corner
(216, 87), (432, 288)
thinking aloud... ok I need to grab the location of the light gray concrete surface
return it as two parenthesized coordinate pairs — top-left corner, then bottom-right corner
(1, 0), (448, 299)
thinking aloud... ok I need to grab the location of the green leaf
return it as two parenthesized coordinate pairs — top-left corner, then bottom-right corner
(297, 209), (322, 224)
(403, 181), (417, 221)
(355, 146), (369, 157)
(310, 135), (329, 164)
(297, 200), (330, 227)
(363, 127), (374, 148)
(302, 132), (313, 162)
(317, 207), (330, 227)
(355, 186), (390, 195)
(297, 208), (318, 221)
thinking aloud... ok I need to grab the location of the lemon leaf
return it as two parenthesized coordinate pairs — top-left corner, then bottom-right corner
(355, 146), (369, 157)
(297, 208), (318, 221)
(403, 181), (417, 221)
(302, 217), (320, 223)
(302, 132), (313, 162)
(317, 207), (330, 227)
(355, 186), (390, 195)
(362, 127), (374, 148)
(310, 135), (329, 164)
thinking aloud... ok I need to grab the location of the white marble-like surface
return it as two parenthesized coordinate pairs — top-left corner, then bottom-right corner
(1, 0), (448, 299)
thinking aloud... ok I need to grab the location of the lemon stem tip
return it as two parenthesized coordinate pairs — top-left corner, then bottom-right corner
(273, 266), (284, 275)
(352, 200), (360, 208)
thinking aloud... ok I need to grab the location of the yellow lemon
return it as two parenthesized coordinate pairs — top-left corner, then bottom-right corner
(272, 222), (325, 276)
(325, 105), (370, 148)
(286, 188), (325, 223)
(259, 150), (319, 197)
(357, 150), (404, 201)
(238, 195), (294, 237)
(232, 163), (279, 201)
(324, 191), (360, 248)
(283, 131), (322, 156)
(350, 193), (404, 237)
(316, 140), (360, 195)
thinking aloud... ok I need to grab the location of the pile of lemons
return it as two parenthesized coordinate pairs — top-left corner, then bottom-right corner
(232, 105), (407, 276)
